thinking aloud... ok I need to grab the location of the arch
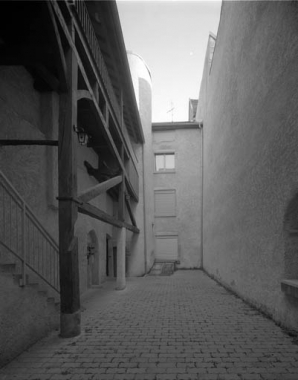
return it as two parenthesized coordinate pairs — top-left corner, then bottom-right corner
(87, 229), (99, 287)
(283, 193), (298, 278)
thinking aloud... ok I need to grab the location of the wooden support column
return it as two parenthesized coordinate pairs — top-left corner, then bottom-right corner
(58, 23), (80, 338)
(116, 142), (126, 290)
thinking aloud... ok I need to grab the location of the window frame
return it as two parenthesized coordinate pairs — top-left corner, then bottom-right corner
(154, 152), (175, 173)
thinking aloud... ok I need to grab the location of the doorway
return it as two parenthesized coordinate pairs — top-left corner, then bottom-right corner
(106, 235), (117, 278)
(87, 230), (99, 288)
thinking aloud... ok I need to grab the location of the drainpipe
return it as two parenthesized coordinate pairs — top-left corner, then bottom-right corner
(200, 122), (204, 268)
(142, 143), (148, 273)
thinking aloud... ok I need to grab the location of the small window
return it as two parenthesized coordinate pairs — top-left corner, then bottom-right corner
(155, 153), (175, 172)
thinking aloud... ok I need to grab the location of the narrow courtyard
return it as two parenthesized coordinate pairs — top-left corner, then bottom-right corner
(1, 270), (298, 380)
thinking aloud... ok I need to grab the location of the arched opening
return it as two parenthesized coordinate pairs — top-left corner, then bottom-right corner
(87, 230), (99, 288)
(284, 194), (298, 278)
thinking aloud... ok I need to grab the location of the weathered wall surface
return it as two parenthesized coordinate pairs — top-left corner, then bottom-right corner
(0, 67), (60, 366)
(153, 127), (202, 268)
(0, 272), (59, 368)
(76, 146), (114, 294)
(0, 67), (58, 240)
(199, 1), (298, 330)
(0, 66), (115, 364)
(127, 52), (154, 275)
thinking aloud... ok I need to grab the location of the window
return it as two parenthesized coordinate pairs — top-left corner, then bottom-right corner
(155, 153), (175, 172)
(154, 189), (176, 217)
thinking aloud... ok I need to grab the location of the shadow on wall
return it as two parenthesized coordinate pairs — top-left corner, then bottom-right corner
(87, 230), (99, 288)
(284, 194), (298, 279)
(281, 194), (298, 328)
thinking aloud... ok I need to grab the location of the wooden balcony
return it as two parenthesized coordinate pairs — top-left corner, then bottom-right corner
(70, 0), (141, 201)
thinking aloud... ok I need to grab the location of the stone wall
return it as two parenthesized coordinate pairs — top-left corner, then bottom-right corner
(198, 1), (298, 330)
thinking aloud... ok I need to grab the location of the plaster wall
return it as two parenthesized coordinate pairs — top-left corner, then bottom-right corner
(76, 146), (114, 295)
(127, 52), (154, 275)
(0, 66), (114, 364)
(0, 67), (58, 240)
(0, 66), (60, 367)
(0, 273), (59, 368)
(199, 1), (298, 330)
(153, 128), (202, 268)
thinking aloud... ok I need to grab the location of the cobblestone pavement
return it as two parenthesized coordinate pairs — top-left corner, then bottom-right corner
(1, 270), (298, 380)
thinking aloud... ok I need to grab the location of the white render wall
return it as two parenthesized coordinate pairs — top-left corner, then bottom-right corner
(127, 52), (155, 275)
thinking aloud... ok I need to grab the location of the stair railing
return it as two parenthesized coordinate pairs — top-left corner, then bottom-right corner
(0, 170), (59, 293)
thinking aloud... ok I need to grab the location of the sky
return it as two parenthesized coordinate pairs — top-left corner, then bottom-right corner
(117, 0), (222, 122)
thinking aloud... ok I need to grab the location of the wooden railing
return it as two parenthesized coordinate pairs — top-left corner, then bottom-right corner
(71, 0), (139, 199)
(127, 159), (139, 198)
(72, 0), (121, 124)
(0, 171), (59, 293)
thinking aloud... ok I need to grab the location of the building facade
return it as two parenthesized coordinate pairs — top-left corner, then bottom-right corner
(197, 1), (298, 332)
(0, 0), (146, 366)
(152, 122), (202, 268)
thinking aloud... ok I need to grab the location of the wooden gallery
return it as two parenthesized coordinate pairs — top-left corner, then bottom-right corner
(0, 0), (155, 364)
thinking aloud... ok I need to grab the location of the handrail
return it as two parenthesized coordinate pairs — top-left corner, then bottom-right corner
(0, 170), (59, 293)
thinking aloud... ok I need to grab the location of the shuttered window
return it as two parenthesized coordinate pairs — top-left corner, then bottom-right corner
(154, 189), (176, 217)
(156, 236), (178, 260)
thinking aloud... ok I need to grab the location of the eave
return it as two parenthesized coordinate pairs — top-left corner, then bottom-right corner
(152, 122), (203, 131)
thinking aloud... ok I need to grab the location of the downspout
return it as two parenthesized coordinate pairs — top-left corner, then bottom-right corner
(142, 143), (148, 273)
(200, 122), (204, 268)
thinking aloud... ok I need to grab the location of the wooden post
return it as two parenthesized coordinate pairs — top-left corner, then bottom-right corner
(58, 23), (81, 338)
(116, 226), (126, 290)
(116, 143), (126, 290)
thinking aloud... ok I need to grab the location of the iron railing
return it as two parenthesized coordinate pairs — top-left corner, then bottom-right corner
(0, 170), (59, 293)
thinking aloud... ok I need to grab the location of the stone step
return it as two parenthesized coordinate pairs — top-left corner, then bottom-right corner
(148, 261), (175, 276)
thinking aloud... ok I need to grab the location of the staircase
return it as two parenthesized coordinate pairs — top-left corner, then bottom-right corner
(0, 170), (60, 367)
(149, 261), (176, 276)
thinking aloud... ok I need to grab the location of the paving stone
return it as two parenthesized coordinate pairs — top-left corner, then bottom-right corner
(1, 271), (298, 380)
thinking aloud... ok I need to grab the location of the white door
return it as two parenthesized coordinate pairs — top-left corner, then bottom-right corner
(155, 236), (178, 261)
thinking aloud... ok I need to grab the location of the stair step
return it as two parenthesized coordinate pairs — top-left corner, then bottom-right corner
(149, 261), (175, 276)
(0, 263), (16, 273)
(161, 263), (175, 276)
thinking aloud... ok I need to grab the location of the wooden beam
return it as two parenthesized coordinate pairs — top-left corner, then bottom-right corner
(0, 140), (58, 146)
(58, 22), (81, 338)
(125, 194), (136, 227)
(77, 175), (122, 203)
(77, 89), (93, 101)
(116, 144), (126, 290)
(78, 201), (139, 234)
